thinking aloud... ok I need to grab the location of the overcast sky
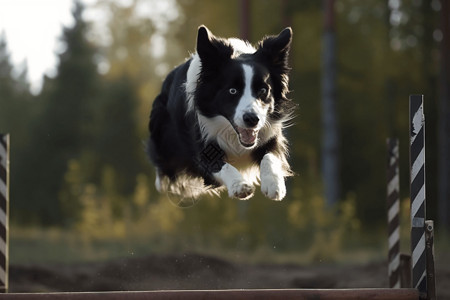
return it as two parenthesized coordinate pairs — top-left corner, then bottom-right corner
(0, 0), (177, 95)
(0, 0), (107, 94)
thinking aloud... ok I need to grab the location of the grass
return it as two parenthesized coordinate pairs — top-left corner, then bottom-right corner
(10, 225), (389, 266)
(10, 220), (450, 266)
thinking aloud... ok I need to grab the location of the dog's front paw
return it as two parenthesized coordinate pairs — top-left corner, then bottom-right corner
(229, 181), (255, 200)
(261, 175), (286, 201)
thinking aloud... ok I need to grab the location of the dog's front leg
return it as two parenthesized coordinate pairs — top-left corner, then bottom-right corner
(213, 164), (255, 200)
(260, 153), (286, 201)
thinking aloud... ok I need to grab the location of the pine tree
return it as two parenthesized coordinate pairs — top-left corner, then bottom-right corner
(15, 1), (102, 225)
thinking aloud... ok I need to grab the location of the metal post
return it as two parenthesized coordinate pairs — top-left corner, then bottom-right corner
(409, 95), (427, 296)
(0, 134), (9, 293)
(387, 138), (400, 288)
(425, 220), (436, 300)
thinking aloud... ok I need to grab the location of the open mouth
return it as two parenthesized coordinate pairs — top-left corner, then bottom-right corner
(236, 126), (259, 147)
(227, 120), (259, 148)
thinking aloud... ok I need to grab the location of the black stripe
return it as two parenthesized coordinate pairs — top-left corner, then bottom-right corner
(388, 241), (400, 260)
(412, 250), (426, 287)
(417, 274), (427, 294)
(389, 268), (400, 287)
(0, 164), (5, 184)
(387, 190), (399, 208)
(386, 164), (398, 185)
(412, 202), (426, 220)
(0, 225), (5, 242)
(410, 127), (424, 163)
(0, 194), (5, 215)
(410, 166), (424, 202)
(411, 227), (424, 246)
(0, 252), (5, 271)
(388, 214), (399, 235)
(0, 135), (5, 149)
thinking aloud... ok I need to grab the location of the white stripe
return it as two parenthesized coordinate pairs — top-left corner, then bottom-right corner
(0, 267), (5, 285)
(411, 148), (424, 182)
(389, 227), (400, 249)
(388, 253), (400, 274)
(412, 232), (426, 267)
(0, 238), (5, 257)
(415, 270), (427, 289)
(387, 174), (399, 196)
(393, 280), (400, 289)
(411, 185), (425, 219)
(0, 180), (6, 199)
(411, 105), (423, 144)
(0, 209), (5, 228)
(388, 201), (400, 223)
(389, 144), (399, 165)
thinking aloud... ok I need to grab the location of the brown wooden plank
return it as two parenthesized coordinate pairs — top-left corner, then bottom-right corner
(0, 288), (420, 300)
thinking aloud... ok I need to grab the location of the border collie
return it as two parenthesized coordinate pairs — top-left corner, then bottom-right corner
(147, 26), (295, 201)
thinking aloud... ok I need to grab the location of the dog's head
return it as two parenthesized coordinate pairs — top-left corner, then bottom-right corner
(194, 26), (293, 149)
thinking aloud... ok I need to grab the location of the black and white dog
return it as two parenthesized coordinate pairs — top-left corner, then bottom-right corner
(148, 26), (295, 201)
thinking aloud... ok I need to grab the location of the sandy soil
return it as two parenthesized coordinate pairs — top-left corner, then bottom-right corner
(9, 253), (450, 299)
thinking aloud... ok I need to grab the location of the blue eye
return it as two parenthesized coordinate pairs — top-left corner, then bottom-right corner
(229, 88), (237, 95)
(260, 87), (267, 95)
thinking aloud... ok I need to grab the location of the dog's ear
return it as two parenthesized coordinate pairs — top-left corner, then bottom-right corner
(256, 27), (292, 70)
(196, 25), (233, 64)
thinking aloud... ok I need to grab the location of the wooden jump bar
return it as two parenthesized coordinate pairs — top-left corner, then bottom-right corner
(0, 288), (420, 300)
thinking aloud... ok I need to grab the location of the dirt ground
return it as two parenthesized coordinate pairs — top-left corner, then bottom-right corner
(9, 253), (450, 299)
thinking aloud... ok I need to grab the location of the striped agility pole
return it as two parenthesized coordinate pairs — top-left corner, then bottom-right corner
(0, 134), (9, 293)
(386, 138), (400, 288)
(409, 95), (427, 295)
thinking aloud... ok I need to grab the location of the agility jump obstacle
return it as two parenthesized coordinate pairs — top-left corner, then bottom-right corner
(0, 134), (9, 294)
(0, 95), (436, 299)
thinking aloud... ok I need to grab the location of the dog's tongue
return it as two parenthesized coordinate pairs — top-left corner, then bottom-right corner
(237, 127), (257, 146)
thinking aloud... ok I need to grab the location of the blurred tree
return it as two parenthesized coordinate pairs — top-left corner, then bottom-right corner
(95, 77), (144, 197)
(14, 1), (102, 225)
(0, 33), (36, 225)
(0, 33), (32, 139)
(321, 0), (340, 207)
(438, 0), (450, 231)
(0, 33), (19, 133)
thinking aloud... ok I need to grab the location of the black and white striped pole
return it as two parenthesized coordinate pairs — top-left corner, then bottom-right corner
(409, 95), (427, 295)
(0, 134), (9, 293)
(387, 138), (400, 288)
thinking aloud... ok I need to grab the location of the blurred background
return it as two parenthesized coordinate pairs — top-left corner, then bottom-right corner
(0, 0), (449, 294)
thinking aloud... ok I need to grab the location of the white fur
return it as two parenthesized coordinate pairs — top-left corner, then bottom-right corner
(213, 163), (255, 200)
(260, 153), (286, 201)
(233, 64), (268, 130)
(185, 54), (201, 112)
(228, 38), (256, 57)
(156, 171), (222, 199)
(197, 114), (243, 156)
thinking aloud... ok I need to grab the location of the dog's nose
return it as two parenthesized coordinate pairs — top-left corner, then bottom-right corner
(243, 112), (259, 128)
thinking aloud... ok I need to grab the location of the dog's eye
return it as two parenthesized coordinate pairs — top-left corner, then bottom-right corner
(258, 87), (269, 98)
(229, 88), (237, 95)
